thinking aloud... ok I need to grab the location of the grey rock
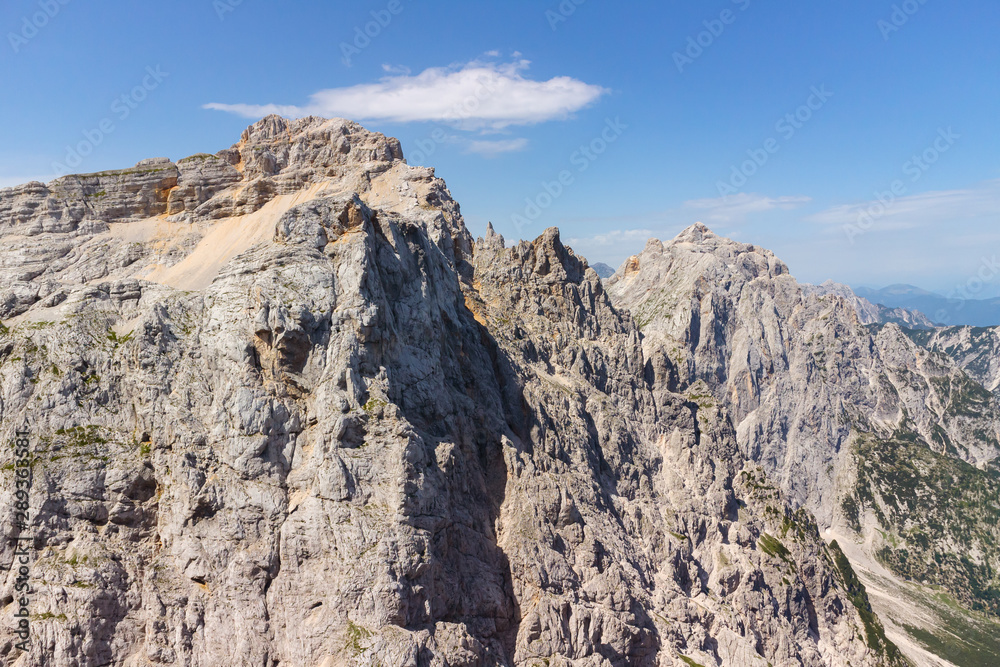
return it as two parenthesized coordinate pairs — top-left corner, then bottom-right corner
(0, 122), (901, 667)
(804, 280), (935, 329)
(606, 223), (1000, 664)
(910, 325), (1000, 394)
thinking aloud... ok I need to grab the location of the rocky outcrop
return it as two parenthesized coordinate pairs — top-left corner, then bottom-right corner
(907, 325), (1000, 394)
(606, 223), (1000, 508)
(0, 119), (902, 666)
(470, 226), (902, 666)
(804, 281), (934, 329)
(606, 223), (1000, 664)
(0, 115), (466, 309)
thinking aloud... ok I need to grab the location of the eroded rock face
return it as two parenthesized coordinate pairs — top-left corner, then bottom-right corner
(607, 224), (1000, 516)
(471, 227), (902, 667)
(0, 119), (900, 666)
(803, 280), (934, 329)
(606, 223), (1000, 655)
(913, 325), (1000, 394)
(0, 115), (462, 307)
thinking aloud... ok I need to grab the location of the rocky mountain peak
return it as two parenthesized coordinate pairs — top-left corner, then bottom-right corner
(481, 220), (504, 249)
(527, 227), (588, 283)
(678, 225), (787, 277)
(238, 114), (368, 149)
(0, 118), (919, 667)
(673, 220), (715, 243)
(608, 226), (791, 328)
(231, 114), (404, 180)
(0, 116), (473, 313)
(607, 221), (1000, 665)
(239, 113), (301, 142)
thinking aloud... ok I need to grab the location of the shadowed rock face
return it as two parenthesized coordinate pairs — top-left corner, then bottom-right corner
(0, 118), (901, 667)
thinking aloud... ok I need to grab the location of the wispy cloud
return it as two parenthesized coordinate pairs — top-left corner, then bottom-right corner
(806, 179), (1000, 229)
(550, 193), (812, 266)
(466, 138), (529, 157)
(205, 59), (609, 131)
(567, 228), (655, 248)
(683, 193), (812, 224)
(565, 228), (657, 268)
(556, 193), (812, 229)
(381, 63), (411, 75)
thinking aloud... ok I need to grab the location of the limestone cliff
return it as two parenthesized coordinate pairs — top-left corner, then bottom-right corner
(606, 224), (1000, 665)
(0, 117), (904, 666)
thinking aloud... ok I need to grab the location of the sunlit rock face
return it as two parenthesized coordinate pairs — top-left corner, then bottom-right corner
(607, 222), (1000, 666)
(0, 117), (904, 667)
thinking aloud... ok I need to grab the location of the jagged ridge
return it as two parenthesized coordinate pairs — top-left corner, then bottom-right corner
(0, 119), (904, 666)
(607, 223), (1000, 666)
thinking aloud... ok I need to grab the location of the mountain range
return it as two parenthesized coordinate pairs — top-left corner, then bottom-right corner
(854, 285), (1000, 328)
(1, 116), (998, 667)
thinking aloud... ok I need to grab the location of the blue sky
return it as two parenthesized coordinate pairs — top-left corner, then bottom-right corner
(2, 0), (998, 297)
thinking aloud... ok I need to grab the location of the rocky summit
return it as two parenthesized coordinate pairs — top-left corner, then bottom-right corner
(0, 116), (996, 666)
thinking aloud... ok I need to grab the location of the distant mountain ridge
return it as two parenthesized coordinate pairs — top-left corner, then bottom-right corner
(855, 284), (1000, 327)
(590, 262), (615, 279)
(804, 280), (935, 329)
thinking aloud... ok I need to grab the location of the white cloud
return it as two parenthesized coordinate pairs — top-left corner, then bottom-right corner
(484, 50), (501, 57)
(466, 138), (529, 157)
(682, 193), (812, 224)
(764, 179), (1000, 295)
(204, 60), (609, 131)
(806, 179), (1000, 230)
(381, 64), (411, 75)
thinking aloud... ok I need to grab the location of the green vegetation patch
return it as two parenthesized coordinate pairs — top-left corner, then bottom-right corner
(106, 329), (135, 346)
(25, 321), (54, 330)
(178, 153), (220, 163)
(678, 654), (705, 667)
(345, 620), (371, 655)
(685, 380), (717, 409)
(841, 495), (862, 533)
(849, 428), (1000, 617)
(55, 425), (108, 447)
(900, 326), (934, 347)
(779, 507), (819, 543)
(758, 533), (792, 562)
(829, 540), (905, 664)
(678, 656), (707, 667)
(904, 623), (1000, 667)
(363, 397), (388, 417)
(893, 582), (1000, 667)
(32, 612), (68, 622)
(45, 426), (115, 464)
(930, 373), (995, 419)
